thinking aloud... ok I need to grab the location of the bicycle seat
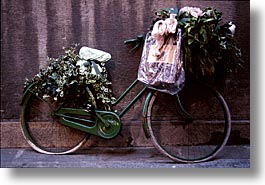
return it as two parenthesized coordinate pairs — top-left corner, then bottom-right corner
(79, 46), (111, 62)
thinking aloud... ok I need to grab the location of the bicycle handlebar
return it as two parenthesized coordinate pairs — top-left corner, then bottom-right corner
(124, 34), (144, 53)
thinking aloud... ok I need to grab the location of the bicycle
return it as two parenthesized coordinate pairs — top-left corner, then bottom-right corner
(20, 37), (231, 163)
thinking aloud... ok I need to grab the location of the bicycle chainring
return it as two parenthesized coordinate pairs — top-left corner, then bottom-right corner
(96, 112), (122, 139)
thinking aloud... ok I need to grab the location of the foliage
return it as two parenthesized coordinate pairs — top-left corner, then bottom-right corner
(24, 45), (115, 110)
(152, 7), (243, 79)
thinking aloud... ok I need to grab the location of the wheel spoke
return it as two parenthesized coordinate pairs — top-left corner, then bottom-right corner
(147, 81), (231, 162)
(20, 85), (94, 154)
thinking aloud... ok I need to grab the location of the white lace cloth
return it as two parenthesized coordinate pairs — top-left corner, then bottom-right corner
(76, 46), (111, 75)
(79, 46), (111, 62)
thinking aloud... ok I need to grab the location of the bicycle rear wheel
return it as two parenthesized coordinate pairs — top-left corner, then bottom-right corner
(20, 85), (95, 154)
(147, 81), (231, 163)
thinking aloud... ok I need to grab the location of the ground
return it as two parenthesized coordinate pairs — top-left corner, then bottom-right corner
(1, 145), (250, 168)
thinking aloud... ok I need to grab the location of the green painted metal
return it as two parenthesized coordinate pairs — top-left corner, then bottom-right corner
(20, 90), (33, 142)
(175, 95), (193, 120)
(56, 108), (122, 139)
(20, 82), (36, 105)
(95, 111), (122, 138)
(111, 79), (139, 106)
(141, 91), (154, 138)
(22, 80), (153, 140)
(58, 107), (92, 116)
(59, 113), (99, 136)
(110, 79), (149, 118)
(56, 108), (94, 124)
(118, 86), (148, 117)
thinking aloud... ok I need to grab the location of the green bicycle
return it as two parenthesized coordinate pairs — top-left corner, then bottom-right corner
(20, 41), (231, 163)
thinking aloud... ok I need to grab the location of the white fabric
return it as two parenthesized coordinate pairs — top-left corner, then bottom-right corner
(151, 14), (178, 57)
(79, 46), (111, 62)
(76, 59), (102, 75)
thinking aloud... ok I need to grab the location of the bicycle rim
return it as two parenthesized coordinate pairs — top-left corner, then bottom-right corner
(20, 89), (91, 154)
(147, 82), (231, 163)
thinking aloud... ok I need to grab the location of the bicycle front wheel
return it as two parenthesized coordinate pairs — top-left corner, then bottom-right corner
(20, 85), (95, 154)
(147, 81), (231, 163)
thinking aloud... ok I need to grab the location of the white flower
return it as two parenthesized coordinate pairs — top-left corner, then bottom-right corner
(203, 9), (212, 16)
(179, 7), (203, 18)
(42, 94), (50, 99)
(60, 91), (64, 97)
(79, 65), (87, 74)
(164, 14), (178, 34)
(76, 60), (87, 67)
(228, 22), (236, 36)
(76, 60), (88, 74)
(91, 63), (102, 75)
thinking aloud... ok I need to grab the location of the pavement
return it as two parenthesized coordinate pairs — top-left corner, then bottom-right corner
(0, 145), (250, 168)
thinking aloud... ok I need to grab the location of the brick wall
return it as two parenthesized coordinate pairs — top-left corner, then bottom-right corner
(1, 0), (249, 147)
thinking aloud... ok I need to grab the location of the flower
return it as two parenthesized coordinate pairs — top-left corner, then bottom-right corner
(76, 60), (87, 66)
(228, 22), (236, 36)
(179, 7), (203, 18)
(24, 45), (115, 111)
(91, 63), (102, 75)
(79, 65), (87, 74)
(42, 94), (50, 99)
(76, 60), (88, 74)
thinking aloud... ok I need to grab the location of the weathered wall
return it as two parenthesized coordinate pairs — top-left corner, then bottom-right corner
(176, 0), (250, 121)
(1, 0), (249, 147)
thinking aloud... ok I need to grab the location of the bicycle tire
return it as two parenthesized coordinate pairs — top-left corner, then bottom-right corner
(146, 81), (231, 163)
(20, 84), (96, 154)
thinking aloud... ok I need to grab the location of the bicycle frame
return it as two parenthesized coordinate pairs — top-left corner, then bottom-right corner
(59, 79), (154, 138)
(112, 79), (148, 117)
(21, 79), (154, 139)
(111, 79), (153, 138)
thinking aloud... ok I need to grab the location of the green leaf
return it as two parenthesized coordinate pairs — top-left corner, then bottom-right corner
(179, 18), (191, 25)
(199, 28), (207, 42)
(187, 27), (192, 33)
(203, 18), (215, 23)
(188, 39), (194, 45)
(169, 7), (179, 14)
(24, 45), (115, 111)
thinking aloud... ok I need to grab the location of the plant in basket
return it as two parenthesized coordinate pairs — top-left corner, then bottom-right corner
(24, 44), (116, 111)
(151, 7), (243, 80)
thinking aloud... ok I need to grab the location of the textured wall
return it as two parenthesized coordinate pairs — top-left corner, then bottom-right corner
(176, 1), (250, 121)
(1, 0), (179, 121)
(1, 0), (249, 146)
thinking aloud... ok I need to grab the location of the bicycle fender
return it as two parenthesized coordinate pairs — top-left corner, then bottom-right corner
(142, 91), (154, 138)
